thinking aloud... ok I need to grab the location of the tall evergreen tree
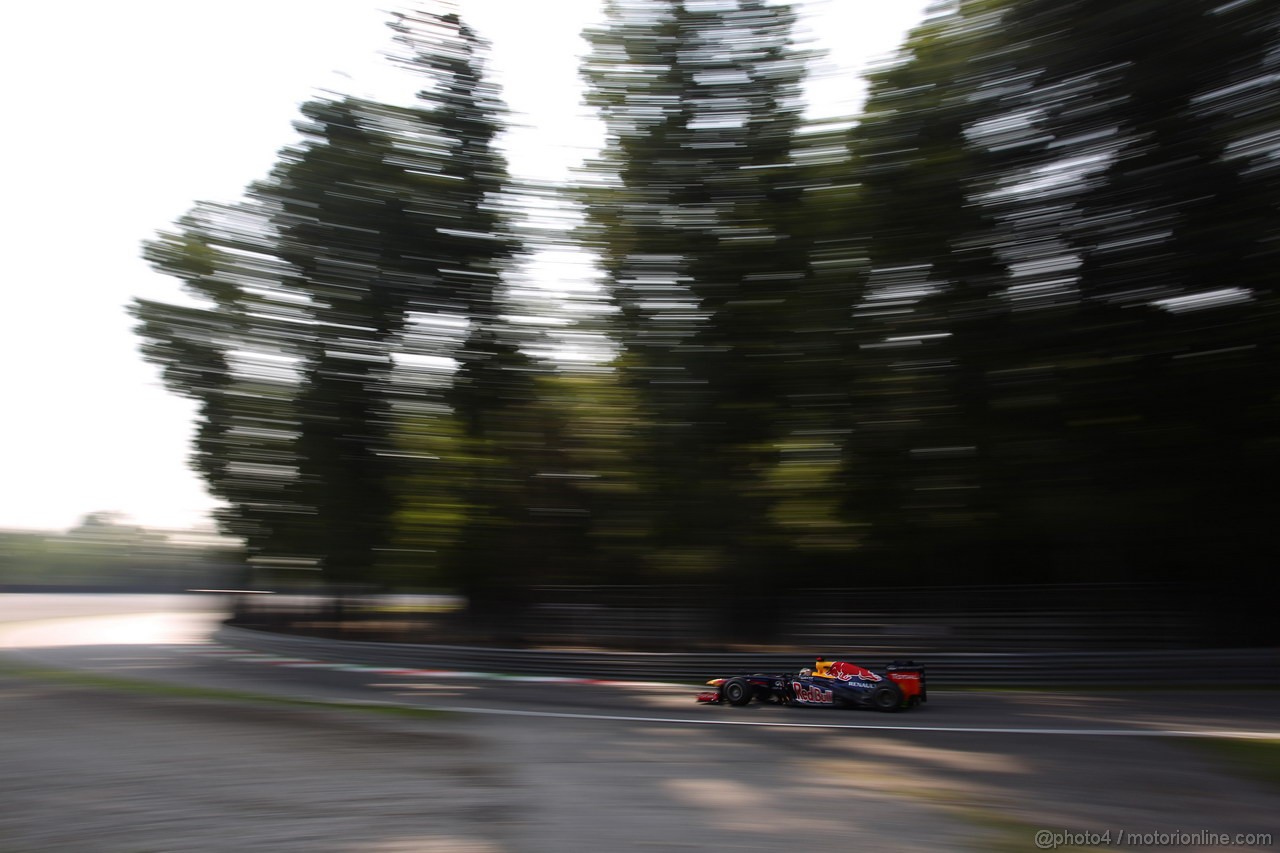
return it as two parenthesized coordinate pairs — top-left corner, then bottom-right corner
(579, 0), (812, 617)
(831, 0), (1280, 619)
(983, 0), (1280, 625)
(832, 1), (1021, 580)
(135, 201), (314, 565)
(134, 8), (526, 592)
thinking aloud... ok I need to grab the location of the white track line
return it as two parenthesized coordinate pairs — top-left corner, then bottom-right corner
(420, 705), (1280, 739)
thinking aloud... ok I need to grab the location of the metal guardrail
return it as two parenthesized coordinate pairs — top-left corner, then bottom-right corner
(215, 624), (1280, 686)
(227, 584), (1213, 651)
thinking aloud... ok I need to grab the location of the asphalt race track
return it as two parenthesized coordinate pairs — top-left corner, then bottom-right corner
(1, 594), (1278, 852)
(3, 594), (1278, 737)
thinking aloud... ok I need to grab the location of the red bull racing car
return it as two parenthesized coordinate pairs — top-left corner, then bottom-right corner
(696, 658), (927, 712)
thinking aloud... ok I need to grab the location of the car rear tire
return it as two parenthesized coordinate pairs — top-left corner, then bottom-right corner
(871, 684), (902, 712)
(723, 678), (752, 706)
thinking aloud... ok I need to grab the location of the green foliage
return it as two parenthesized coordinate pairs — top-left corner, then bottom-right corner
(0, 514), (236, 590)
(133, 9), (529, 593)
(579, 0), (827, 601)
(129, 0), (1280, 642)
(823, 0), (1280, 610)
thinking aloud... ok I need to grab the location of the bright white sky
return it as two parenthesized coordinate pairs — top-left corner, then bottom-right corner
(0, 0), (928, 533)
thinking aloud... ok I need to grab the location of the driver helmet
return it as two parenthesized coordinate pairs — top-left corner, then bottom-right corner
(799, 668), (812, 677)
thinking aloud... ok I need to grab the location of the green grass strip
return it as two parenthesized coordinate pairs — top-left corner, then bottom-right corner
(0, 655), (445, 721)
(1184, 736), (1280, 790)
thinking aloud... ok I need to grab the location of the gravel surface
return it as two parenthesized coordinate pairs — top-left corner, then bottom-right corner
(2, 596), (1277, 852)
(0, 677), (509, 852)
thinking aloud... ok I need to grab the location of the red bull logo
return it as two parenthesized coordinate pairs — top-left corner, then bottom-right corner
(829, 662), (882, 682)
(791, 682), (834, 704)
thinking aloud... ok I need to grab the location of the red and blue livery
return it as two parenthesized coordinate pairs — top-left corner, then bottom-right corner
(697, 657), (927, 712)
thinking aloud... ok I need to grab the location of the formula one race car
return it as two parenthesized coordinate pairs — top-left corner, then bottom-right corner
(696, 658), (927, 712)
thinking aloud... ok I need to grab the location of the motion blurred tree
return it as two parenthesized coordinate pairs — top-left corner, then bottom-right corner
(832, 0), (1280, 622)
(831, 1), (1019, 580)
(579, 0), (813, 613)
(134, 8), (530, 592)
(129, 0), (1280, 645)
(134, 201), (311, 564)
(984, 0), (1280, 625)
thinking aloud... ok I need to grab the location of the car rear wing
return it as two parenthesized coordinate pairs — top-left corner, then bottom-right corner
(886, 659), (927, 703)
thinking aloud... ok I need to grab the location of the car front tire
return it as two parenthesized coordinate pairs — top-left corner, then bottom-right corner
(723, 678), (752, 706)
